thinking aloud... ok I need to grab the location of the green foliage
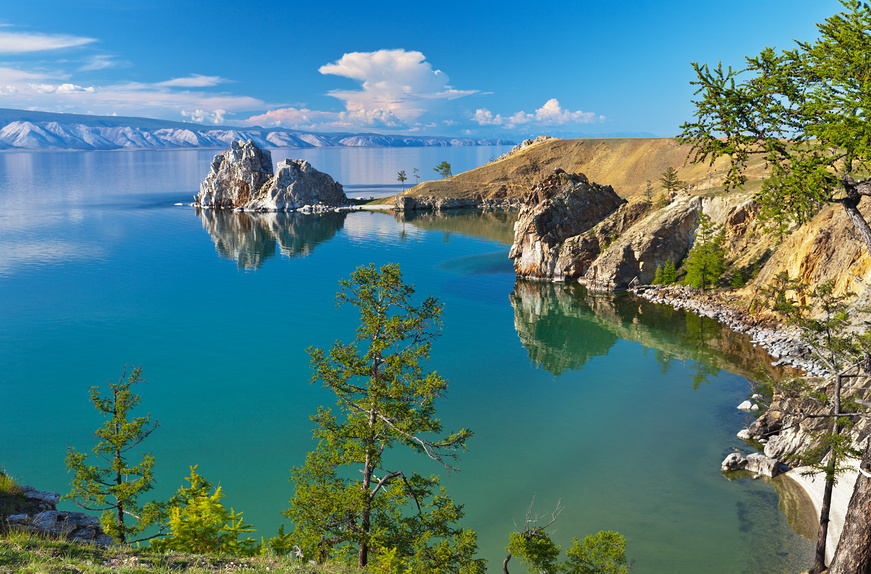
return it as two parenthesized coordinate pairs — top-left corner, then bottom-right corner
(682, 213), (726, 291)
(653, 261), (677, 285)
(730, 270), (746, 289)
(565, 531), (630, 574)
(503, 502), (629, 574)
(151, 466), (260, 557)
(644, 180), (654, 203)
(413, 167), (420, 185)
(507, 529), (561, 574)
(678, 0), (871, 252)
(64, 366), (165, 544)
(659, 167), (685, 193)
(285, 264), (479, 571)
(434, 161), (453, 178)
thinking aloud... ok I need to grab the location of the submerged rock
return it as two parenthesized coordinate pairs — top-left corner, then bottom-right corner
(509, 170), (626, 280)
(195, 140), (347, 211)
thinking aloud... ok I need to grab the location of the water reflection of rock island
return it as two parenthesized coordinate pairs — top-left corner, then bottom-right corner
(511, 280), (789, 382)
(196, 208), (346, 269)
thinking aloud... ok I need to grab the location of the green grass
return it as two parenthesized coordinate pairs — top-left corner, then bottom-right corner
(0, 470), (37, 519)
(0, 529), (361, 574)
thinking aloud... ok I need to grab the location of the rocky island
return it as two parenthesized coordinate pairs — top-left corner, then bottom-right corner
(194, 140), (348, 212)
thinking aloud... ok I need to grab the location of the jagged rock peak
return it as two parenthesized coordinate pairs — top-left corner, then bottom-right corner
(194, 140), (347, 211)
(509, 170), (626, 280)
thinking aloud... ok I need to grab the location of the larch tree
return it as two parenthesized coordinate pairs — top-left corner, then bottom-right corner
(678, 0), (871, 253)
(659, 167), (685, 194)
(285, 263), (481, 573)
(678, 1), (871, 570)
(65, 366), (166, 544)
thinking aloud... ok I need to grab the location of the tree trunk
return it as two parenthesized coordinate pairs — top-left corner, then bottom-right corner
(827, 439), (871, 574)
(812, 374), (843, 573)
(813, 475), (835, 574)
(840, 180), (871, 255)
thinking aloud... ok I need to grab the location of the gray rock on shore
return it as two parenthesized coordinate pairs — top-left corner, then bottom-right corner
(5, 484), (113, 546)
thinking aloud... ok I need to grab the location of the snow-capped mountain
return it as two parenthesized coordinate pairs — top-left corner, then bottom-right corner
(0, 109), (512, 151)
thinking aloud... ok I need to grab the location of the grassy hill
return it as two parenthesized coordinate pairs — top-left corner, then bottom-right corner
(402, 137), (770, 201)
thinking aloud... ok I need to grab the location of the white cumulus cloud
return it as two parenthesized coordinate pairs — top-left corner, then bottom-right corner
(474, 99), (604, 129)
(244, 49), (478, 131)
(319, 49), (476, 121)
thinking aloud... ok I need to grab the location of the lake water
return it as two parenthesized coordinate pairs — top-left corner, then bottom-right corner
(0, 147), (814, 572)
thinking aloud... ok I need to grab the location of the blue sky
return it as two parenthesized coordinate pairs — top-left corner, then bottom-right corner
(0, 0), (842, 138)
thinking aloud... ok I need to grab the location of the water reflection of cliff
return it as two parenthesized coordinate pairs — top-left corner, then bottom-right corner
(395, 210), (517, 245)
(510, 282), (618, 375)
(510, 280), (786, 382)
(196, 209), (346, 269)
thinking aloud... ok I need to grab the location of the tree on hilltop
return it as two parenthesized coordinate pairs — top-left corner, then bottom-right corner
(285, 263), (481, 572)
(434, 161), (453, 178)
(678, 0), (871, 254)
(398, 170), (408, 192)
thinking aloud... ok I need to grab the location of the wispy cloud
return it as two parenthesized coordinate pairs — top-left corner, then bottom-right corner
(473, 99), (604, 129)
(79, 54), (126, 72)
(0, 30), (96, 54)
(157, 75), (229, 88)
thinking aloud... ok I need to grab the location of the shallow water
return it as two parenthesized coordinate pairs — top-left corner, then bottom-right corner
(0, 148), (813, 572)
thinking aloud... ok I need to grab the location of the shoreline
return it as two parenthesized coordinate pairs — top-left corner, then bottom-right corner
(630, 283), (851, 555)
(782, 463), (858, 562)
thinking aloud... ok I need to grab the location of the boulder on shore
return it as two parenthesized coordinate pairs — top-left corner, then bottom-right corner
(509, 170), (626, 280)
(4, 484), (113, 546)
(195, 140), (347, 211)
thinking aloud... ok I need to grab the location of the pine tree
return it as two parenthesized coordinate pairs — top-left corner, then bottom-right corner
(683, 213), (725, 291)
(662, 260), (678, 284)
(285, 264), (481, 572)
(659, 167), (686, 194)
(65, 366), (166, 544)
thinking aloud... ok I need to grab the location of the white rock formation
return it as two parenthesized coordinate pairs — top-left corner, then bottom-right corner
(194, 140), (347, 211)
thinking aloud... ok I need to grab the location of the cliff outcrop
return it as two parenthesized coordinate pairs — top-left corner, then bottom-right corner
(509, 171), (626, 279)
(583, 196), (703, 289)
(195, 140), (347, 211)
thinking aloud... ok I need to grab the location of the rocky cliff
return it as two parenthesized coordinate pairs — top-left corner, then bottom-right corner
(509, 170), (626, 279)
(195, 140), (348, 211)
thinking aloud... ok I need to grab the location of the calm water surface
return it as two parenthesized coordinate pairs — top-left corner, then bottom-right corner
(0, 148), (813, 572)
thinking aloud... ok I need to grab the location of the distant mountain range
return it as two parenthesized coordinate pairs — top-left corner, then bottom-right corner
(0, 108), (513, 151)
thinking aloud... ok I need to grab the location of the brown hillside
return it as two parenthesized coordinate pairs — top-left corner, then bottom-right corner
(402, 137), (769, 201)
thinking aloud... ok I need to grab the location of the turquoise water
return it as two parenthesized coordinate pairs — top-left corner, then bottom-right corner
(0, 148), (813, 572)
